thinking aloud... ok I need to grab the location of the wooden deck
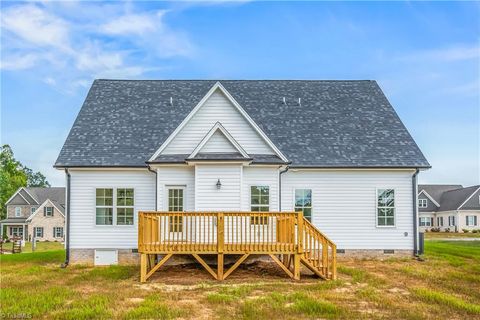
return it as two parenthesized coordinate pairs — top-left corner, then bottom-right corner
(138, 211), (336, 282)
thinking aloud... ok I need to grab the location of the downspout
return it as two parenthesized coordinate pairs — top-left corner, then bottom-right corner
(147, 166), (158, 211)
(412, 169), (419, 257)
(278, 166), (289, 211)
(61, 168), (71, 268)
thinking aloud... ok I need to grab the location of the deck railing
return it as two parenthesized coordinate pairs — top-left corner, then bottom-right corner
(138, 211), (336, 282)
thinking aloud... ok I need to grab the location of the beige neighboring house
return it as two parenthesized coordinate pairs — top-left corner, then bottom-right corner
(1, 187), (65, 242)
(418, 184), (480, 232)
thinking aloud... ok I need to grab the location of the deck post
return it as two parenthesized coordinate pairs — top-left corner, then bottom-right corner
(217, 212), (225, 280)
(140, 253), (147, 283)
(294, 211), (304, 280)
(293, 253), (301, 280)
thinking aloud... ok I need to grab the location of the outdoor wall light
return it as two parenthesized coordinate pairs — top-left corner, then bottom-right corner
(216, 179), (222, 189)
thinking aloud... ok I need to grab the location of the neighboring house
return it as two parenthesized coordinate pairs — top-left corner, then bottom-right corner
(418, 184), (480, 232)
(54, 80), (430, 265)
(0, 187), (66, 241)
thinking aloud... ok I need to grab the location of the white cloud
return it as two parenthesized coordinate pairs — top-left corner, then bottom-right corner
(1, 5), (70, 50)
(43, 77), (56, 86)
(399, 45), (480, 62)
(99, 11), (164, 35)
(0, 53), (38, 70)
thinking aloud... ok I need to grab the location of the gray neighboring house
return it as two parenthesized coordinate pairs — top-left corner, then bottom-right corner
(1, 187), (66, 241)
(418, 184), (480, 232)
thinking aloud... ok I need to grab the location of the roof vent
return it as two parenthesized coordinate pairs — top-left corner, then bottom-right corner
(298, 98), (301, 106)
(282, 97), (287, 105)
(169, 97), (173, 106)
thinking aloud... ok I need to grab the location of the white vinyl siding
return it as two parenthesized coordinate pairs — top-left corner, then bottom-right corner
(69, 170), (155, 249)
(199, 130), (238, 153)
(195, 164), (241, 211)
(281, 170), (415, 250)
(162, 90), (274, 155)
(242, 167), (279, 211)
(157, 166), (195, 212)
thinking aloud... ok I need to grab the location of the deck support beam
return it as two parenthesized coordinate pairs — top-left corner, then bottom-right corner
(192, 254), (218, 280)
(270, 254), (295, 279)
(223, 254), (250, 280)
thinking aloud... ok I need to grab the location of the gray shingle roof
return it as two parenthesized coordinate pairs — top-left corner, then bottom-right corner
(25, 187), (66, 206)
(55, 80), (429, 168)
(418, 184), (463, 204)
(438, 185), (480, 211)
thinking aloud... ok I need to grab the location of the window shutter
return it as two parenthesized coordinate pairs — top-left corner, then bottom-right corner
(43, 207), (46, 216)
(430, 218), (434, 226)
(53, 227), (55, 236)
(475, 216), (478, 226)
(466, 216), (469, 226)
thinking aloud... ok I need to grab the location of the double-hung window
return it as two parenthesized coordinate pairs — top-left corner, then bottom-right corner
(419, 217), (432, 227)
(295, 189), (312, 221)
(117, 188), (134, 225)
(437, 217), (443, 227)
(448, 216), (455, 226)
(377, 189), (395, 227)
(54, 227), (64, 238)
(168, 188), (184, 232)
(96, 188), (113, 225)
(35, 227), (44, 238)
(44, 207), (53, 217)
(250, 186), (269, 225)
(15, 207), (21, 217)
(466, 216), (478, 226)
(418, 199), (427, 208)
(11, 227), (23, 238)
(31, 207), (36, 215)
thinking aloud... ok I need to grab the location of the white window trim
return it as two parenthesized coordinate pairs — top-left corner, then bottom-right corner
(249, 185), (271, 212)
(15, 207), (22, 217)
(94, 187), (136, 227)
(293, 188), (313, 221)
(35, 227), (44, 238)
(54, 226), (64, 238)
(448, 215), (455, 226)
(376, 188), (396, 228)
(466, 215), (477, 226)
(418, 199), (427, 208)
(116, 188), (135, 226)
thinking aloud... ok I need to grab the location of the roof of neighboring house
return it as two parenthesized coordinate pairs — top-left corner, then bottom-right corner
(0, 218), (28, 224)
(438, 185), (480, 211)
(418, 184), (463, 205)
(55, 79), (430, 168)
(418, 184), (480, 212)
(6, 187), (66, 208)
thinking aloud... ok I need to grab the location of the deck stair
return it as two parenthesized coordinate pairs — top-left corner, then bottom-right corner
(138, 211), (336, 282)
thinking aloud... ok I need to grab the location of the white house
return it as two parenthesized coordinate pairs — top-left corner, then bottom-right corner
(55, 80), (430, 266)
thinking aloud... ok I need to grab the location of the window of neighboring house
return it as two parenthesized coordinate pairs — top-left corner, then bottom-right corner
(448, 216), (456, 226)
(168, 188), (184, 232)
(377, 189), (395, 227)
(44, 207), (53, 217)
(53, 227), (64, 238)
(35, 227), (44, 238)
(295, 189), (312, 222)
(116, 188), (134, 225)
(419, 217), (432, 227)
(31, 207), (36, 215)
(11, 227), (23, 238)
(250, 186), (269, 225)
(418, 199), (427, 208)
(15, 207), (21, 217)
(96, 188), (113, 225)
(437, 217), (444, 227)
(466, 216), (478, 226)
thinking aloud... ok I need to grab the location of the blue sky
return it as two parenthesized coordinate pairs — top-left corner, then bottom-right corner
(1, 1), (479, 187)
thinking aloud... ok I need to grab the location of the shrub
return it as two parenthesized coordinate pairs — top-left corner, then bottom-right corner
(431, 228), (440, 232)
(444, 228), (450, 233)
(462, 229), (470, 233)
(472, 229), (479, 233)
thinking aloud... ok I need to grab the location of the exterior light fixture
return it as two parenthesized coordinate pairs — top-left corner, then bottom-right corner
(216, 179), (222, 190)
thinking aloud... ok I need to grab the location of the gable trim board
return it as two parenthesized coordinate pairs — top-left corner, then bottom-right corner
(457, 186), (480, 210)
(189, 122), (249, 158)
(148, 82), (289, 163)
(26, 199), (65, 222)
(5, 187), (39, 206)
(418, 189), (440, 207)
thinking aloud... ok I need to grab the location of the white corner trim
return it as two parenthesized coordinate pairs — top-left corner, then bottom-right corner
(457, 186), (480, 210)
(418, 189), (440, 207)
(26, 199), (65, 221)
(148, 82), (289, 162)
(189, 122), (249, 158)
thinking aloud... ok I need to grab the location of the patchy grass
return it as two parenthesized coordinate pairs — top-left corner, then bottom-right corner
(424, 232), (480, 239)
(1, 240), (479, 319)
(21, 241), (65, 253)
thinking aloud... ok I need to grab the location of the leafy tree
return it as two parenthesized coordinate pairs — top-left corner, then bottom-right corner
(0, 145), (50, 219)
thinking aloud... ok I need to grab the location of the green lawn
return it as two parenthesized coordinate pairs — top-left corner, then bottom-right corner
(424, 232), (480, 239)
(1, 241), (479, 319)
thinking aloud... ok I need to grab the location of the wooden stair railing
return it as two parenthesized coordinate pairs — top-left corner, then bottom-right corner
(138, 211), (336, 282)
